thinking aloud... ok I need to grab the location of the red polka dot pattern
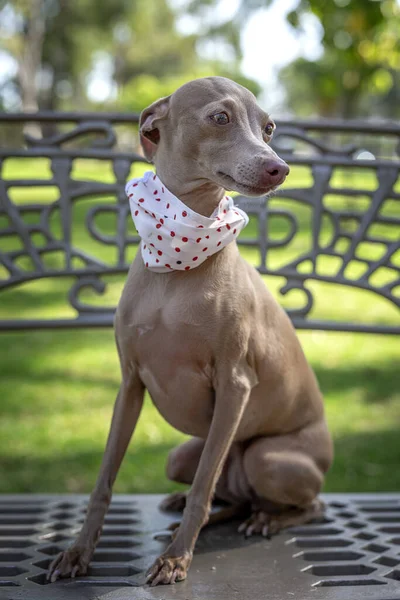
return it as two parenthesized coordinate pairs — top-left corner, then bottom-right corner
(126, 171), (249, 273)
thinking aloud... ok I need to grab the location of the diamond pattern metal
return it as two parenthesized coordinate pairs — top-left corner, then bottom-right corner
(0, 494), (398, 599)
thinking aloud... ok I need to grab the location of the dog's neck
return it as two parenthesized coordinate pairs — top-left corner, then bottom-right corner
(126, 171), (249, 273)
(154, 166), (225, 218)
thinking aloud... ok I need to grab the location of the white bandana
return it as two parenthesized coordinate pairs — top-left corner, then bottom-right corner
(126, 171), (249, 273)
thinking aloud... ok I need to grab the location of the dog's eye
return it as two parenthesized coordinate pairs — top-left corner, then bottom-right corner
(211, 112), (229, 125)
(264, 122), (274, 136)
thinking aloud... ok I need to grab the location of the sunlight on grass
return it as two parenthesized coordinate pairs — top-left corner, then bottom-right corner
(329, 168), (378, 190)
(2, 158), (53, 179)
(8, 186), (60, 204)
(0, 327), (398, 494)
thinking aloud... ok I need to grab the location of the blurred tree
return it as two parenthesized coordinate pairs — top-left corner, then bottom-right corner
(281, 0), (400, 117)
(183, 0), (400, 118)
(118, 68), (261, 112)
(180, 0), (272, 61)
(0, 0), (45, 111)
(112, 0), (198, 89)
(0, 0), (260, 112)
(4, 0), (396, 117)
(0, 0), (200, 110)
(0, 0), (262, 113)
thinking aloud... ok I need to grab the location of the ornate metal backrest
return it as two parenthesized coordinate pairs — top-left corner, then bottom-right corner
(0, 113), (399, 333)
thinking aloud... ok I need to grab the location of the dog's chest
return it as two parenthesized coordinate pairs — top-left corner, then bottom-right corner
(132, 307), (216, 437)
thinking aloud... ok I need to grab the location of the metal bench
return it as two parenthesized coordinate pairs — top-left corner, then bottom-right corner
(0, 113), (399, 599)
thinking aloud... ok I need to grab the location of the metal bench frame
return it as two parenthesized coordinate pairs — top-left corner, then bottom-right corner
(0, 113), (399, 333)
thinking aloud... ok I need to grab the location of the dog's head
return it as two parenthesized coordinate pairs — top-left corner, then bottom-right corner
(139, 76), (289, 197)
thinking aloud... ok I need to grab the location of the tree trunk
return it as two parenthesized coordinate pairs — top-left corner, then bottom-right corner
(18, 0), (45, 113)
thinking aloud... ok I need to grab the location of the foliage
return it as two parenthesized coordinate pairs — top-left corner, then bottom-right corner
(282, 0), (400, 117)
(1, 0), (398, 116)
(0, 0), (261, 113)
(184, 0), (400, 117)
(118, 69), (261, 113)
(0, 0), (201, 110)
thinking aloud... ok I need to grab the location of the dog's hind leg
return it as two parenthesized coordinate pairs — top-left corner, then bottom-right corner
(159, 438), (205, 513)
(240, 419), (333, 537)
(161, 437), (210, 511)
(161, 437), (253, 514)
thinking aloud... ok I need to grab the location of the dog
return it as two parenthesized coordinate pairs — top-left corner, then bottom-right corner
(48, 76), (333, 586)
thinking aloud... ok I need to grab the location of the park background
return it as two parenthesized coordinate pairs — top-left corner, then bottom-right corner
(0, 0), (399, 495)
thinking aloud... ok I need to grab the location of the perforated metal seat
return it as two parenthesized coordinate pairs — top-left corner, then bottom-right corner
(0, 494), (399, 599)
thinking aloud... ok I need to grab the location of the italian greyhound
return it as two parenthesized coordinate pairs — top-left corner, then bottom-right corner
(48, 76), (333, 586)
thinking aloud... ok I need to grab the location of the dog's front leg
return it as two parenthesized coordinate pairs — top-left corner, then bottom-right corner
(146, 362), (253, 586)
(47, 373), (145, 582)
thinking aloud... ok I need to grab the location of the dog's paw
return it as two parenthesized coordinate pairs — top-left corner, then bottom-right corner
(238, 500), (326, 538)
(146, 552), (192, 586)
(159, 491), (187, 513)
(47, 545), (92, 582)
(238, 510), (271, 538)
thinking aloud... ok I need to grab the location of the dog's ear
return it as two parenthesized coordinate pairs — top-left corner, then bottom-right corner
(139, 96), (170, 162)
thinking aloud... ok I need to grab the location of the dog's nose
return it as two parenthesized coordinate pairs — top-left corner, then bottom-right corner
(263, 160), (290, 186)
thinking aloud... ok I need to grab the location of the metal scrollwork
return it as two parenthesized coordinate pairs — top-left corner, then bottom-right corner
(0, 112), (399, 333)
(280, 280), (314, 319)
(268, 209), (298, 248)
(25, 121), (117, 149)
(273, 128), (358, 157)
(68, 277), (114, 315)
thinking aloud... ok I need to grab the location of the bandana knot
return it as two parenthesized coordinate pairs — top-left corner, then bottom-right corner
(126, 171), (249, 273)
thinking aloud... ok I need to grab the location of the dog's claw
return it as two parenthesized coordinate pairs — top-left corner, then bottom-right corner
(159, 492), (187, 513)
(167, 520), (180, 532)
(237, 521), (246, 534)
(71, 565), (79, 578)
(239, 500), (326, 538)
(48, 568), (59, 583)
(262, 524), (270, 538)
(238, 510), (271, 538)
(146, 553), (192, 586)
(47, 546), (92, 583)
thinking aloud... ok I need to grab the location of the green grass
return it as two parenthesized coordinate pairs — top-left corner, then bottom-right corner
(0, 160), (399, 495)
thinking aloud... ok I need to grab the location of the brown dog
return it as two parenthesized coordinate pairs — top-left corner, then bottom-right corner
(48, 76), (333, 586)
